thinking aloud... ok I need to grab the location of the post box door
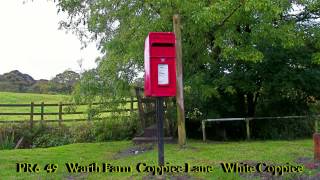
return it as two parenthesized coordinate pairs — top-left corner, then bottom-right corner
(150, 57), (176, 96)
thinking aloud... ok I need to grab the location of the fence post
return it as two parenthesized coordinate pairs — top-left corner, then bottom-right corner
(59, 102), (62, 126)
(41, 102), (44, 125)
(245, 118), (251, 140)
(87, 104), (92, 122)
(130, 97), (134, 114)
(30, 102), (34, 129)
(202, 120), (206, 142)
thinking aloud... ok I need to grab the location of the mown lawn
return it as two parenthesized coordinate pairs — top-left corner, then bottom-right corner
(0, 139), (316, 180)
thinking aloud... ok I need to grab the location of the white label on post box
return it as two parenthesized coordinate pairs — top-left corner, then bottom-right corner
(158, 64), (169, 85)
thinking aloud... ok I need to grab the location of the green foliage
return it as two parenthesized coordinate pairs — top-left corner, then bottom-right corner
(95, 113), (139, 141)
(69, 122), (96, 143)
(32, 125), (72, 148)
(0, 130), (15, 150)
(29, 80), (50, 94)
(54, 0), (320, 139)
(0, 70), (35, 93)
(252, 118), (314, 140)
(0, 70), (79, 94)
(2, 123), (71, 148)
(186, 108), (203, 122)
(0, 112), (139, 149)
(49, 70), (80, 94)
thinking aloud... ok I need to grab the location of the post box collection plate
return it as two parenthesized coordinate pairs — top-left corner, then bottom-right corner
(158, 64), (169, 85)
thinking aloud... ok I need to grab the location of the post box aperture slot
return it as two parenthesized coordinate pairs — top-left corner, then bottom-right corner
(158, 64), (169, 86)
(151, 43), (174, 47)
(150, 43), (176, 57)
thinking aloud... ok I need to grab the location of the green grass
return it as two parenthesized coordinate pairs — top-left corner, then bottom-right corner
(0, 92), (136, 122)
(0, 92), (70, 104)
(0, 139), (315, 179)
(0, 92), (85, 121)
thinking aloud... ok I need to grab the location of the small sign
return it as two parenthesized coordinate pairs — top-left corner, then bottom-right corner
(158, 64), (169, 85)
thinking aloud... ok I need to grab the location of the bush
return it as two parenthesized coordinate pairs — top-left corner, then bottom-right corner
(70, 122), (96, 143)
(251, 117), (314, 140)
(94, 113), (139, 141)
(0, 113), (140, 149)
(0, 130), (15, 150)
(32, 125), (72, 148)
(0, 124), (73, 148)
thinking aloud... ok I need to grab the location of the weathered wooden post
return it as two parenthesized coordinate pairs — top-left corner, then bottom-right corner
(58, 102), (62, 126)
(245, 118), (251, 140)
(87, 103), (92, 122)
(41, 102), (44, 125)
(202, 120), (206, 142)
(173, 14), (186, 147)
(130, 96), (134, 114)
(136, 87), (146, 129)
(30, 102), (34, 129)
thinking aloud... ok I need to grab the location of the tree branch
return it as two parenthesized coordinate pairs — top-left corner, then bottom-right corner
(218, 1), (244, 28)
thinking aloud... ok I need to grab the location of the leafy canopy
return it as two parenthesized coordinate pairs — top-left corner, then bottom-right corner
(54, 0), (320, 118)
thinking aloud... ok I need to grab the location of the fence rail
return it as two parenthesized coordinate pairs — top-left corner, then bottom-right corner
(202, 115), (320, 141)
(0, 99), (138, 126)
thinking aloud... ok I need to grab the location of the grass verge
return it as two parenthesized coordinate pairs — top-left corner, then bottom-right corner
(0, 139), (317, 179)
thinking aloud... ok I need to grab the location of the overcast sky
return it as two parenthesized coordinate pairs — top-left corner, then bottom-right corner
(0, 0), (101, 80)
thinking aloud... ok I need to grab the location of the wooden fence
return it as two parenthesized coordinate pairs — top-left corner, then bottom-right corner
(0, 99), (138, 127)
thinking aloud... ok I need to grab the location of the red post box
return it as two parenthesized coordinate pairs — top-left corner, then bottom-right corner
(144, 32), (176, 97)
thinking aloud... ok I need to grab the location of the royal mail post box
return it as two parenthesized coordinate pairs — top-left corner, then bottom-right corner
(144, 32), (176, 97)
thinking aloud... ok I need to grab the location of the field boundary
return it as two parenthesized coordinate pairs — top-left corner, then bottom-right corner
(0, 99), (138, 127)
(202, 116), (320, 141)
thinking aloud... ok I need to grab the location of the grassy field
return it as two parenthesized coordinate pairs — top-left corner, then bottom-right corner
(0, 92), (70, 103)
(0, 139), (317, 179)
(0, 92), (135, 122)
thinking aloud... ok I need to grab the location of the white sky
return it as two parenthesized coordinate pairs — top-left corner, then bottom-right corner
(0, 0), (101, 80)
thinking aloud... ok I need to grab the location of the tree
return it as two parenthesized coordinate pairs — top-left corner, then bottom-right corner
(49, 70), (80, 94)
(54, 0), (320, 138)
(28, 79), (50, 94)
(0, 70), (36, 92)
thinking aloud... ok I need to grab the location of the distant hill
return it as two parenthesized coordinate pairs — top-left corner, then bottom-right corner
(0, 70), (37, 92)
(0, 70), (79, 94)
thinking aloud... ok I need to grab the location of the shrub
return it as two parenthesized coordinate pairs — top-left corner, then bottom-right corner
(70, 122), (96, 143)
(0, 112), (140, 149)
(0, 130), (15, 150)
(32, 125), (72, 148)
(251, 117), (314, 140)
(94, 113), (139, 141)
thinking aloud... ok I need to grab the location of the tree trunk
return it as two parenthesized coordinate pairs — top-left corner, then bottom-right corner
(247, 93), (255, 117)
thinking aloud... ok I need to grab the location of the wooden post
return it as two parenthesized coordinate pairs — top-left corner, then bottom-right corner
(87, 103), (92, 122)
(314, 133), (320, 161)
(130, 96), (134, 114)
(202, 120), (206, 142)
(58, 102), (62, 126)
(135, 87), (146, 129)
(173, 14), (186, 147)
(30, 102), (34, 129)
(41, 102), (44, 125)
(245, 118), (250, 140)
